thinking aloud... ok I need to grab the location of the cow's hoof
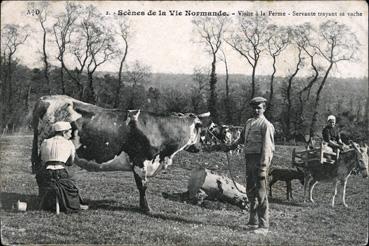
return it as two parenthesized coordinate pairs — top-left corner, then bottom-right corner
(140, 206), (152, 214)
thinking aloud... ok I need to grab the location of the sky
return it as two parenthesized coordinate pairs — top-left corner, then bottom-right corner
(1, 1), (368, 78)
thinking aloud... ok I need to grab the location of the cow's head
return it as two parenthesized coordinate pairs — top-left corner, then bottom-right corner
(184, 112), (211, 153)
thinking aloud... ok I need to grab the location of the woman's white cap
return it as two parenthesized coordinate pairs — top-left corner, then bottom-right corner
(327, 115), (336, 122)
(53, 121), (72, 132)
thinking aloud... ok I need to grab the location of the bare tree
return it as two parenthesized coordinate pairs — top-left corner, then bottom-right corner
(309, 20), (360, 138)
(293, 23), (320, 101)
(219, 49), (232, 123)
(192, 16), (229, 123)
(68, 5), (115, 103)
(191, 67), (209, 113)
(283, 45), (303, 139)
(292, 23), (322, 139)
(114, 17), (130, 108)
(125, 61), (151, 109)
(126, 61), (151, 86)
(227, 16), (268, 99)
(0, 24), (29, 129)
(28, 1), (51, 94)
(367, 79), (369, 141)
(265, 24), (289, 108)
(53, 2), (80, 94)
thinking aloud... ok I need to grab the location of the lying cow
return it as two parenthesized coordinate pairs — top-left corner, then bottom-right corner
(163, 166), (248, 210)
(32, 95), (210, 213)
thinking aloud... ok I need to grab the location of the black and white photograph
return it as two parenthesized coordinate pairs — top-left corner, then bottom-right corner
(1, 0), (368, 245)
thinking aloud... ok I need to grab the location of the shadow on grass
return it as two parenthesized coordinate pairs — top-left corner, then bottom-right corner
(0, 192), (39, 211)
(85, 199), (143, 213)
(162, 191), (245, 212)
(269, 197), (306, 207)
(85, 198), (217, 227)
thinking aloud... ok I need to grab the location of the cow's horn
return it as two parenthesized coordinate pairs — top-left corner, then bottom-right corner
(351, 141), (360, 151)
(198, 112), (210, 118)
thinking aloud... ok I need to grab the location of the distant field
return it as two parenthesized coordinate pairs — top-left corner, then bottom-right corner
(1, 135), (368, 245)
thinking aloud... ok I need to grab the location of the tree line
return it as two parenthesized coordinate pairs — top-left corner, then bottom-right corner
(1, 2), (368, 143)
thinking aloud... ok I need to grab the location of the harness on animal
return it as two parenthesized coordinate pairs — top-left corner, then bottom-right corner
(205, 128), (247, 194)
(344, 147), (365, 174)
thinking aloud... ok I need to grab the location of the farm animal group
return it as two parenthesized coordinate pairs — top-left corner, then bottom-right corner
(201, 119), (369, 207)
(32, 95), (368, 213)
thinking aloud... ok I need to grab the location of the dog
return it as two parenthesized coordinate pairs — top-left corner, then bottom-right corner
(268, 167), (304, 200)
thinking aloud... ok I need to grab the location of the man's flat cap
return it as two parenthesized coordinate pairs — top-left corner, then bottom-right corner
(249, 96), (267, 105)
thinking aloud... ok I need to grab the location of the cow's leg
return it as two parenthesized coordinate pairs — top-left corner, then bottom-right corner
(342, 178), (349, 208)
(269, 178), (276, 198)
(331, 180), (339, 208)
(133, 171), (151, 213)
(287, 181), (292, 200)
(309, 180), (317, 203)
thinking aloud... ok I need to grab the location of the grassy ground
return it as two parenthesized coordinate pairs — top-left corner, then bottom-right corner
(1, 135), (368, 245)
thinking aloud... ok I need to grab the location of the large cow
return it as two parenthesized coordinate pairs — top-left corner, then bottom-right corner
(32, 95), (210, 212)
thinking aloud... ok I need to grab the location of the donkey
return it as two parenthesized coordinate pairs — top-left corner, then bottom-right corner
(268, 167), (304, 200)
(303, 142), (368, 207)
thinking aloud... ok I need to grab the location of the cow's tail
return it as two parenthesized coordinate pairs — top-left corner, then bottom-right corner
(31, 98), (48, 174)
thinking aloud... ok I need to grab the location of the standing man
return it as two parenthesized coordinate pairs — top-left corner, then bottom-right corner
(223, 97), (275, 234)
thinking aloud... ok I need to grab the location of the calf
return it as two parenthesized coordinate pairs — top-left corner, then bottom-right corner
(268, 167), (304, 200)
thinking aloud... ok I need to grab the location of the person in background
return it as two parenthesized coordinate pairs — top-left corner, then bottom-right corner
(322, 115), (344, 152)
(36, 121), (88, 213)
(222, 96), (275, 235)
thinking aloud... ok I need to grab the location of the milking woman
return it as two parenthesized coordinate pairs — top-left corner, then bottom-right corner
(36, 121), (88, 213)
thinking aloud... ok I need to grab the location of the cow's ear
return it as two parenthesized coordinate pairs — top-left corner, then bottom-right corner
(127, 110), (140, 122)
(351, 141), (360, 151)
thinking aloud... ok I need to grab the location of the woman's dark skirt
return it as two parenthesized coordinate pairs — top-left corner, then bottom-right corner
(36, 168), (83, 213)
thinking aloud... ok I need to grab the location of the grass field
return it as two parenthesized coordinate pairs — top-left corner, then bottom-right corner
(1, 135), (368, 245)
